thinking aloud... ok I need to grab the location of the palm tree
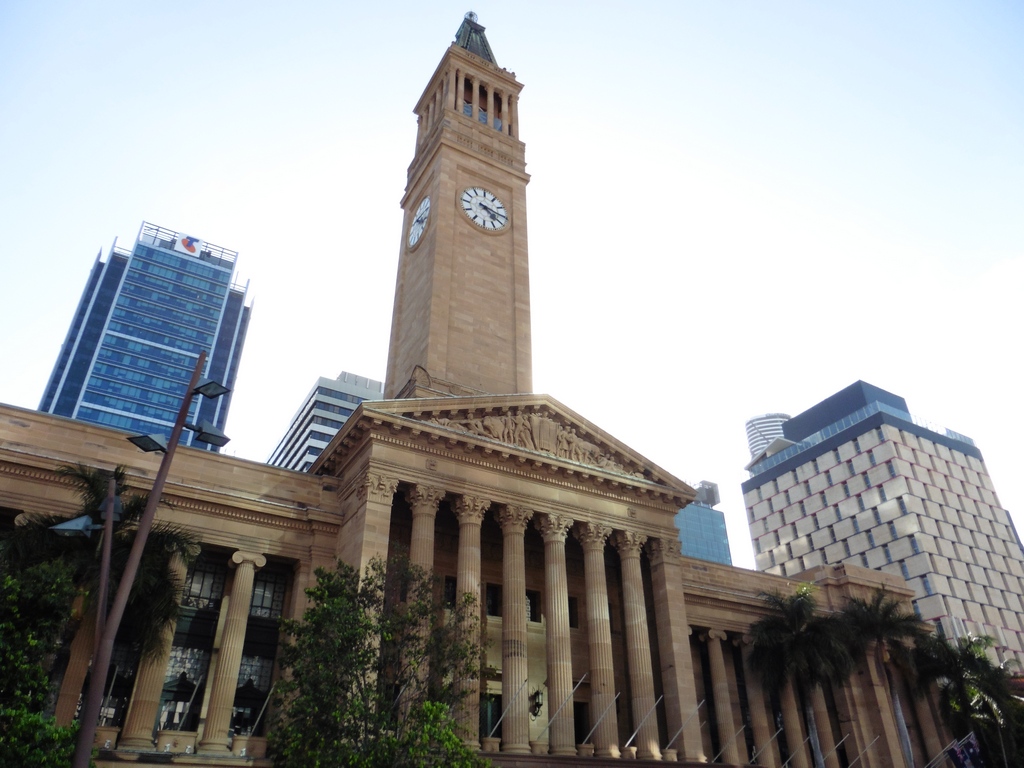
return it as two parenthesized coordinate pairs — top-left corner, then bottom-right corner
(749, 584), (853, 768)
(914, 632), (1018, 767)
(842, 589), (927, 768)
(0, 464), (199, 659)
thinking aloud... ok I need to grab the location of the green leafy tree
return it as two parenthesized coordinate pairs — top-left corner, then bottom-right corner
(0, 561), (80, 768)
(0, 464), (199, 658)
(749, 584), (854, 768)
(271, 555), (489, 768)
(914, 632), (1018, 767)
(842, 589), (927, 768)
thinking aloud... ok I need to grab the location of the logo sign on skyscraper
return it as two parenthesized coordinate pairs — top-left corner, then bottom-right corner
(173, 234), (204, 256)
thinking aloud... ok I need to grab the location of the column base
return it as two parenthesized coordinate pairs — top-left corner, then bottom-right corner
(501, 743), (531, 754)
(196, 739), (232, 754)
(552, 745), (578, 756)
(596, 745), (622, 758)
(117, 735), (156, 750)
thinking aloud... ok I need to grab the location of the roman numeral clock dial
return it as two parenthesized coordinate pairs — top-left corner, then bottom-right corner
(460, 187), (508, 231)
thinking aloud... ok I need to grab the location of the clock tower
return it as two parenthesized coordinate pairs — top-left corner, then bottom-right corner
(384, 13), (532, 399)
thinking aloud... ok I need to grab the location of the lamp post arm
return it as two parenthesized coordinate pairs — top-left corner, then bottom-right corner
(70, 351), (207, 768)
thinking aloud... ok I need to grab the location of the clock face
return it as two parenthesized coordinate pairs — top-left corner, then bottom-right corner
(460, 187), (508, 231)
(408, 196), (430, 248)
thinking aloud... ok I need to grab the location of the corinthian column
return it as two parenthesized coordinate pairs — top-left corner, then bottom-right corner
(704, 629), (741, 765)
(120, 556), (188, 748)
(453, 494), (490, 746)
(613, 530), (660, 761)
(406, 485), (445, 573)
(198, 551), (266, 753)
(780, 682), (809, 768)
(742, 638), (778, 768)
(648, 538), (705, 763)
(811, 686), (840, 768)
(574, 522), (619, 757)
(496, 504), (532, 754)
(536, 513), (575, 755)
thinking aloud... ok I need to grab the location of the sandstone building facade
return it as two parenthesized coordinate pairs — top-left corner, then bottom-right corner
(0, 14), (950, 768)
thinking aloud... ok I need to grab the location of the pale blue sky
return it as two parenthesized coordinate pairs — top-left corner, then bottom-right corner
(1, 2), (1022, 568)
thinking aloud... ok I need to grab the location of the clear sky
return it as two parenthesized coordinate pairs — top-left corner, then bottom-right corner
(1, 1), (1022, 569)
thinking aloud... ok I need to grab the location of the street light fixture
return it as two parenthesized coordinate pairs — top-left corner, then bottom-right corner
(127, 433), (169, 454)
(187, 420), (230, 448)
(70, 351), (227, 768)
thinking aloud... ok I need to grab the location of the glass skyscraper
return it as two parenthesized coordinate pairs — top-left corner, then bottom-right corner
(40, 221), (250, 451)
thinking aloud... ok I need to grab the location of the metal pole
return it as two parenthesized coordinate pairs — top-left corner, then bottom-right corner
(582, 692), (620, 746)
(665, 699), (705, 751)
(847, 735), (881, 768)
(99, 666), (119, 727)
(781, 736), (811, 768)
(488, 677), (528, 739)
(821, 733), (849, 763)
(922, 740), (958, 768)
(248, 681), (276, 736)
(750, 726), (784, 764)
(537, 673), (587, 740)
(70, 351), (207, 768)
(94, 477), (116, 656)
(177, 675), (204, 731)
(712, 725), (747, 764)
(624, 694), (663, 748)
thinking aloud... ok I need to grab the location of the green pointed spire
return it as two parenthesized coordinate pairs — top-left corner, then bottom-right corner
(454, 12), (496, 65)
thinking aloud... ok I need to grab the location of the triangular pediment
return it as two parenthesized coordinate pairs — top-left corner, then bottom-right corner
(314, 394), (695, 507)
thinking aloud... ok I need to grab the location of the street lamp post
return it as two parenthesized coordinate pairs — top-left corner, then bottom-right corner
(70, 350), (227, 768)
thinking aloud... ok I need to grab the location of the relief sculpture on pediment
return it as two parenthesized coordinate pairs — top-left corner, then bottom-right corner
(427, 409), (643, 477)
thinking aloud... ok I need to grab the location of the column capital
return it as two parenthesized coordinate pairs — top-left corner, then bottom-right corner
(454, 494), (491, 524)
(647, 537), (681, 566)
(497, 504), (533, 534)
(574, 521), (612, 551)
(360, 471), (399, 504)
(535, 512), (573, 542)
(406, 484), (446, 513)
(703, 628), (728, 643)
(612, 530), (647, 558)
(230, 551), (267, 570)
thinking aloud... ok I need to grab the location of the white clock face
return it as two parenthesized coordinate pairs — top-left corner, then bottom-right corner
(408, 196), (430, 248)
(460, 187), (508, 231)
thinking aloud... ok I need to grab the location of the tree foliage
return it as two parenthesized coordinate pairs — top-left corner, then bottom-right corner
(0, 464), (199, 656)
(0, 561), (80, 768)
(749, 584), (854, 768)
(842, 589), (927, 768)
(271, 556), (489, 768)
(914, 632), (1019, 766)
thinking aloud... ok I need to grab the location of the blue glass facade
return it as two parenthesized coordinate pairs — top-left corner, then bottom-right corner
(40, 222), (250, 451)
(674, 503), (732, 566)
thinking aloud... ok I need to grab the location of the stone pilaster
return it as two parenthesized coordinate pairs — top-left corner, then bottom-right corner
(453, 494), (490, 746)
(742, 639), (778, 768)
(536, 513), (575, 755)
(406, 485), (445, 573)
(340, 471), (399, 572)
(496, 504), (532, 754)
(574, 522), (619, 757)
(913, 686), (944, 762)
(120, 556), (188, 748)
(704, 629), (740, 765)
(780, 682), (809, 768)
(198, 551), (266, 753)
(649, 538), (705, 763)
(613, 530), (660, 761)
